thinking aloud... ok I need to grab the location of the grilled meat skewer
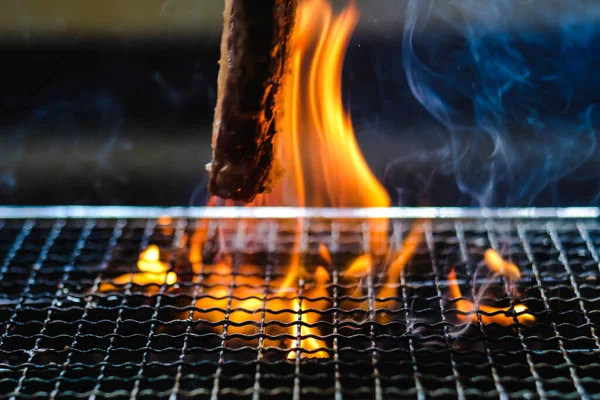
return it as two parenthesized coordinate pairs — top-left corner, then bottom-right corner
(208, 0), (297, 202)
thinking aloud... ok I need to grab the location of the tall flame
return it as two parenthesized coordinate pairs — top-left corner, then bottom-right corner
(251, 0), (390, 211)
(253, 0), (390, 356)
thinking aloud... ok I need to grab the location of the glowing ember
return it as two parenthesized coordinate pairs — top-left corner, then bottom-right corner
(448, 269), (535, 326)
(484, 249), (521, 281)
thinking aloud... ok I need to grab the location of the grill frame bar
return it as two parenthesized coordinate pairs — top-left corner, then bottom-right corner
(0, 206), (597, 220)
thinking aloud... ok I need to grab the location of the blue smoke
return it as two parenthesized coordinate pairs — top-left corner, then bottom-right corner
(402, 0), (600, 206)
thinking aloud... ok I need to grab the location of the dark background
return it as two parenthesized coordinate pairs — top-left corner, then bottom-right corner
(1, 0), (600, 207)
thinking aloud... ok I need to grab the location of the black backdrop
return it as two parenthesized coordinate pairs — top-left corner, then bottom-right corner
(1, 0), (600, 207)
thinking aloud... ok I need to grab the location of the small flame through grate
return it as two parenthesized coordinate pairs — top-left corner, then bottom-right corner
(0, 209), (599, 399)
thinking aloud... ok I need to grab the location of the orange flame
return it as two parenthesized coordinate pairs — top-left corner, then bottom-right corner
(193, 261), (271, 336)
(191, 262), (330, 357)
(318, 243), (332, 266)
(251, 0), (390, 257)
(345, 254), (372, 277)
(100, 245), (176, 293)
(287, 266), (330, 359)
(106, 271), (176, 287)
(378, 221), (425, 301)
(339, 221), (425, 322)
(484, 249), (521, 281)
(137, 245), (169, 273)
(448, 269), (535, 326)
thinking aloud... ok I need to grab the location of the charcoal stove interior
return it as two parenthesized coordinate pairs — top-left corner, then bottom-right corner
(0, 206), (599, 399)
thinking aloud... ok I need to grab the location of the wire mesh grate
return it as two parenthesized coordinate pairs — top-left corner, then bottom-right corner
(0, 213), (599, 399)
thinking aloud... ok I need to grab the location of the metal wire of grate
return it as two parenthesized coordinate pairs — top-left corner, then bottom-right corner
(0, 209), (599, 399)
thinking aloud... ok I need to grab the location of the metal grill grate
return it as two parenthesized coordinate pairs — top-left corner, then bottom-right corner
(0, 207), (599, 399)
